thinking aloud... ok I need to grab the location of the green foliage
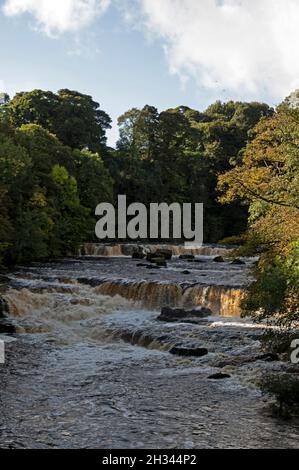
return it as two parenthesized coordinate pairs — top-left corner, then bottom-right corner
(260, 373), (299, 418)
(219, 99), (299, 325)
(0, 87), (275, 265)
(110, 100), (272, 241)
(0, 91), (114, 265)
(48, 165), (91, 256)
(0, 189), (12, 267)
(241, 243), (299, 325)
(73, 149), (114, 209)
(0, 128), (30, 186)
(260, 329), (299, 356)
(218, 234), (246, 246)
(8, 89), (111, 152)
(13, 207), (52, 262)
(16, 123), (75, 175)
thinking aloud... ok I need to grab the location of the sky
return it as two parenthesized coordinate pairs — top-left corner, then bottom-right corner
(1, 0), (299, 146)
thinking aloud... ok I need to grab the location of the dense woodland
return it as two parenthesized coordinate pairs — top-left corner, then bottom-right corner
(0, 88), (298, 323)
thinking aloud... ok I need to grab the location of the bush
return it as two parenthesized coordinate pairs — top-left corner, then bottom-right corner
(241, 242), (299, 327)
(218, 234), (246, 246)
(260, 330), (299, 356)
(260, 373), (299, 418)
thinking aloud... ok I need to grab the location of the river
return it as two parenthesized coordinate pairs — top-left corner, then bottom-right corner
(0, 245), (298, 448)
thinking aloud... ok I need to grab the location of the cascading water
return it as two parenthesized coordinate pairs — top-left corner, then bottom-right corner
(93, 279), (243, 316)
(1, 252), (299, 449)
(4, 283), (138, 344)
(79, 243), (234, 257)
(182, 285), (244, 317)
(74, 244), (249, 316)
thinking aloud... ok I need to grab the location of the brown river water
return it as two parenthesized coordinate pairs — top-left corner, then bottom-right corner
(0, 245), (298, 448)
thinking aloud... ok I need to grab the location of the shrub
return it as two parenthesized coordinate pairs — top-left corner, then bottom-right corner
(260, 373), (299, 418)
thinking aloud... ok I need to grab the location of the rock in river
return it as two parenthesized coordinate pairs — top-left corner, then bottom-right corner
(146, 250), (172, 262)
(170, 346), (208, 357)
(208, 372), (231, 380)
(213, 256), (225, 263)
(231, 258), (246, 265)
(179, 254), (195, 260)
(157, 306), (212, 323)
(132, 251), (146, 259)
(0, 297), (8, 317)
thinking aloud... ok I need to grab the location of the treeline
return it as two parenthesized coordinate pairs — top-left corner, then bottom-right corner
(0, 88), (273, 266)
(0, 87), (298, 322)
(0, 90), (113, 265)
(110, 101), (274, 241)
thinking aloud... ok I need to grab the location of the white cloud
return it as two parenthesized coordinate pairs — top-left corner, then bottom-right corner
(2, 0), (299, 101)
(2, 0), (111, 36)
(137, 0), (299, 99)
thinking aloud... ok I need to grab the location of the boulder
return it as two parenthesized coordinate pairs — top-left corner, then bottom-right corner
(146, 250), (172, 262)
(170, 346), (208, 357)
(146, 253), (158, 262)
(208, 372), (231, 380)
(0, 320), (15, 334)
(179, 254), (195, 260)
(77, 277), (102, 287)
(132, 251), (146, 260)
(181, 270), (191, 275)
(151, 257), (167, 263)
(155, 261), (167, 267)
(155, 249), (172, 260)
(213, 256), (225, 263)
(145, 257), (167, 267)
(255, 353), (279, 362)
(0, 297), (8, 317)
(230, 258), (246, 265)
(157, 306), (212, 322)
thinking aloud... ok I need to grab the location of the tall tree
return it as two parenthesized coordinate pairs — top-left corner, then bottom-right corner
(218, 96), (299, 324)
(8, 89), (111, 152)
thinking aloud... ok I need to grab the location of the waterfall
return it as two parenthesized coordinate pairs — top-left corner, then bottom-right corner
(182, 285), (243, 317)
(3, 285), (137, 342)
(79, 243), (233, 258)
(93, 279), (243, 316)
(94, 280), (183, 310)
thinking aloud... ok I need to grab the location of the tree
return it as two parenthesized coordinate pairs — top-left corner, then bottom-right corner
(56, 89), (111, 151)
(0, 93), (10, 105)
(0, 88), (116, 264)
(48, 165), (91, 256)
(0, 87), (276, 264)
(73, 148), (114, 211)
(218, 108), (299, 245)
(8, 89), (111, 152)
(115, 106), (160, 205)
(0, 188), (12, 266)
(0, 116), (30, 265)
(218, 96), (299, 324)
(16, 124), (74, 175)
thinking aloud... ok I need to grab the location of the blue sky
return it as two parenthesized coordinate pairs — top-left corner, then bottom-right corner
(1, 0), (298, 146)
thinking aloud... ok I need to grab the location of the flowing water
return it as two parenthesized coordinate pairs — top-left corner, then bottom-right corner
(0, 247), (298, 448)
(79, 243), (234, 257)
